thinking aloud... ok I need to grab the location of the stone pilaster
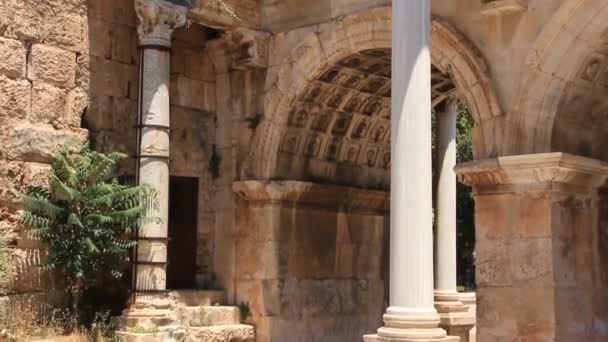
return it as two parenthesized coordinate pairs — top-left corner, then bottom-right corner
(125, 1), (186, 323)
(456, 153), (608, 341)
(365, 1), (456, 341)
(434, 99), (474, 341)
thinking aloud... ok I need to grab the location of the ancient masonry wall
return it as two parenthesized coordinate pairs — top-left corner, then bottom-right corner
(0, 0), (93, 295)
(0, 0), (219, 295)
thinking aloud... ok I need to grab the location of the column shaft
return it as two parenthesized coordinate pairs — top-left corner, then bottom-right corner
(133, 0), (187, 294)
(136, 48), (171, 292)
(389, 0), (434, 312)
(435, 100), (458, 293)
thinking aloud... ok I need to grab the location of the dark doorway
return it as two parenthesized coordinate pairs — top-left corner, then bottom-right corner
(167, 176), (199, 289)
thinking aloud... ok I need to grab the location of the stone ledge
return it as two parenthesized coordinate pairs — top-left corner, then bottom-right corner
(456, 153), (608, 189)
(233, 180), (389, 214)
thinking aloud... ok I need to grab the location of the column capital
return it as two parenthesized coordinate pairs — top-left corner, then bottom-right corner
(456, 152), (608, 191)
(135, 0), (189, 47)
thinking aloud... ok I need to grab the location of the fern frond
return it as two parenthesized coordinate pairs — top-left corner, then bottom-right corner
(87, 152), (126, 185)
(67, 213), (84, 228)
(21, 195), (64, 219)
(52, 152), (78, 186)
(49, 175), (79, 202)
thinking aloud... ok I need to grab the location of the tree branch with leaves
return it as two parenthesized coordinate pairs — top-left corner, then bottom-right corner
(20, 144), (157, 313)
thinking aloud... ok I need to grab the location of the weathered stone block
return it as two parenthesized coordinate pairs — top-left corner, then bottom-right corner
(1, 123), (87, 163)
(28, 45), (76, 88)
(83, 18), (112, 59)
(0, 37), (26, 78)
(65, 87), (88, 127)
(44, 13), (84, 51)
(89, 56), (137, 98)
(111, 25), (137, 64)
(171, 76), (216, 112)
(0, 76), (30, 120)
(31, 82), (65, 124)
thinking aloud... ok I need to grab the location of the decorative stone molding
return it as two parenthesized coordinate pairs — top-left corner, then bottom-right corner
(456, 152), (608, 189)
(481, 0), (528, 16)
(226, 28), (270, 70)
(135, 0), (188, 47)
(232, 180), (389, 214)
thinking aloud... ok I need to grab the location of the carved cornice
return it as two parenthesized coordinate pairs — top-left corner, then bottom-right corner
(456, 153), (608, 189)
(135, 0), (188, 47)
(233, 180), (389, 214)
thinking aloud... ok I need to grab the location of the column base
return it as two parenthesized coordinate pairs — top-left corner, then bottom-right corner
(434, 291), (475, 342)
(364, 307), (460, 341)
(120, 293), (177, 330)
(363, 333), (459, 342)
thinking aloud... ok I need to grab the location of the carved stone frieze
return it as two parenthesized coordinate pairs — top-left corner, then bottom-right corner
(233, 180), (389, 214)
(134, 0), (188, 47)
(225, 28), (270, 70)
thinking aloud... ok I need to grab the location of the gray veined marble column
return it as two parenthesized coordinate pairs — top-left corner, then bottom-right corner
(134, 0), (187, 294)
(365, 1), (456, 341)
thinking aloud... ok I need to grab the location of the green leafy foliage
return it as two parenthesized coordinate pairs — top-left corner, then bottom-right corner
(20, 144), (157, 301)
(238, 301), (251, 321)
(455, 102), (476, 290)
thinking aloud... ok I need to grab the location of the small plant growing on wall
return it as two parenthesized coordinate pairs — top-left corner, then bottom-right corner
(238, 301), (251, 321)
(20, 144), (157, 313)
(209, 145), (222, 179)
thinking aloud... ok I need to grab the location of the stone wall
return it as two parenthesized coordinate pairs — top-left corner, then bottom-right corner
(233, 181), (388, 342)
(0, 0), (91, 295)
(169, 24), (217, 286)
(0, 0), (219, 296)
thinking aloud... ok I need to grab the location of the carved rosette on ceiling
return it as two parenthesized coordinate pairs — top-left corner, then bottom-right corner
(135, 0), (189, 47)
(225, 28), (270, 70)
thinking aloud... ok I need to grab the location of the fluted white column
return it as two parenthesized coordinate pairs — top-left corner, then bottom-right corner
(434, 100), (473, 340)
(365, 1), (453, 341)
(134, 0), (187, 294)
(435, 99), (459, 299)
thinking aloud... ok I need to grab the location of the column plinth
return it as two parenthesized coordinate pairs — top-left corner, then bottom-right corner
(364, 1), (457, 341)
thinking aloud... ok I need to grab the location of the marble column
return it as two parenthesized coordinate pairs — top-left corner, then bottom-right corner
(365, 1), (456, 341)
(134, 0), (186, 294)
(434, 100), (473, 341)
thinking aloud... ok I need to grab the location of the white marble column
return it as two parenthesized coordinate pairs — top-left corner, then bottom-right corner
(435, 99), (460, 303)
(434, 100), (472, 341)
(365, 1), (455, 341)
(134, 0), (187, 294)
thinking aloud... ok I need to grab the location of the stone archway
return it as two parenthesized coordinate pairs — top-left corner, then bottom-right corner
(244, 6), (502, 180)
(507, 0), (608, 157)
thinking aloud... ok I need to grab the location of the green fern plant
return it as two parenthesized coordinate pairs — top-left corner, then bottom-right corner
(20, 144), (157, 312)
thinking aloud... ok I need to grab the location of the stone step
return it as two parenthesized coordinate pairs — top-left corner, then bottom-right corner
(169, 290), (226, 306)
(186, 324), (255, 342)
(178, 306), (241, 327)
(115, 331), (173, 342)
